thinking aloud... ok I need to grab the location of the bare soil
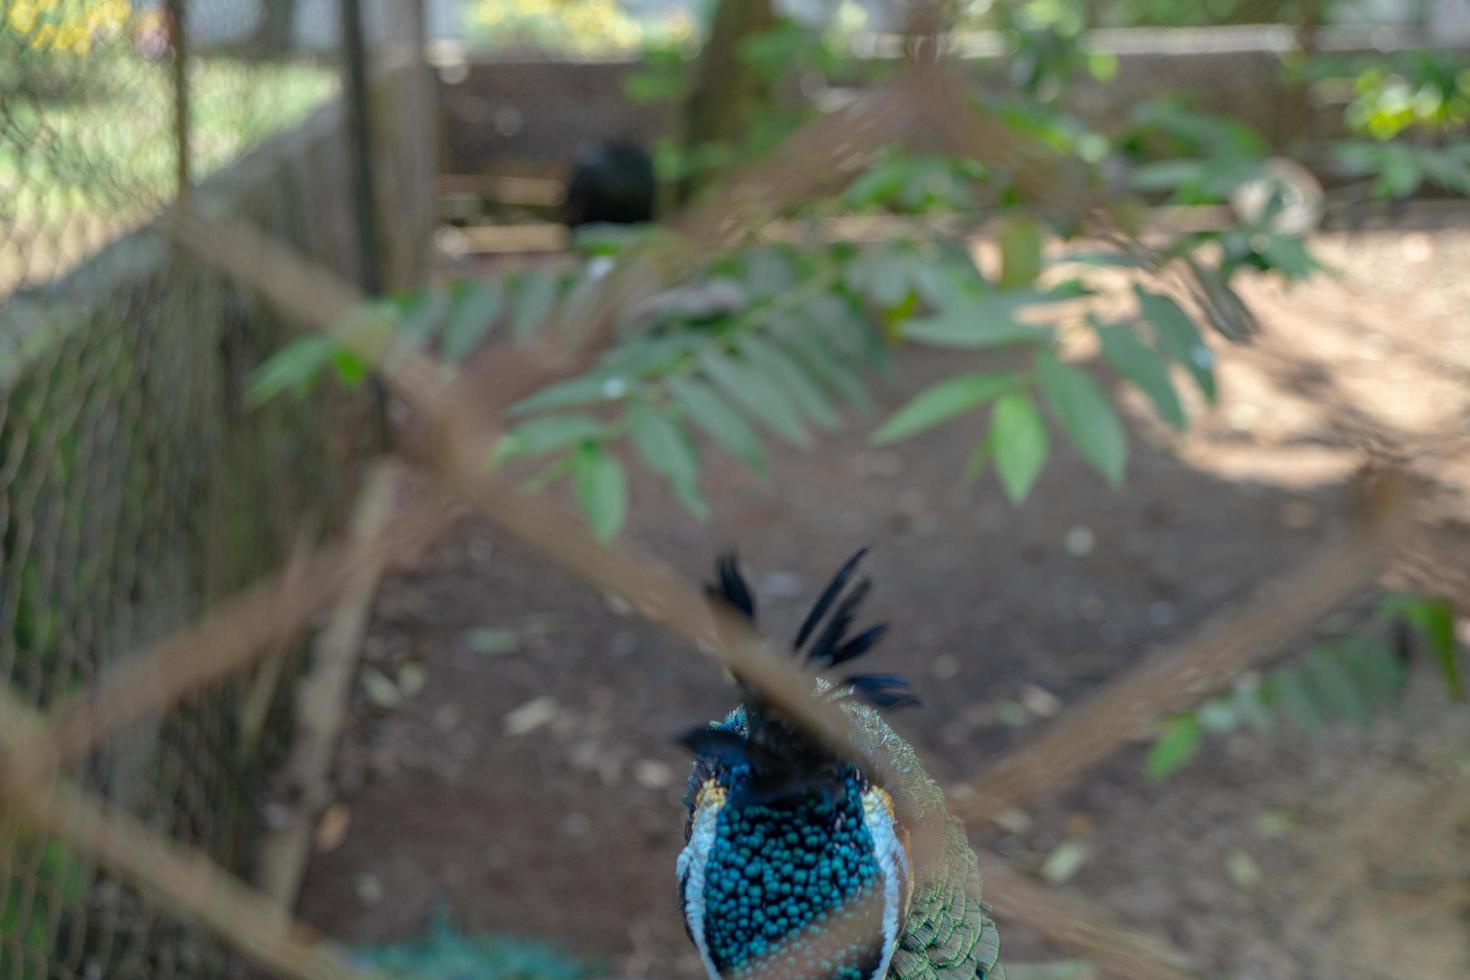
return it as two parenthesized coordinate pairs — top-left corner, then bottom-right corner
(294, 226), (1470, 980)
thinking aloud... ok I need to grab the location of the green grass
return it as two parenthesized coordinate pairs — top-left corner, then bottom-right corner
(0, 49), (337, 288)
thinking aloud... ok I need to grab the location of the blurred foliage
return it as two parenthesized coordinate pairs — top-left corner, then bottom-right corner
(1145, 594), (1464, 781)
(0, 832), (90, 978)
(0, 54), (337, 233)
(248, 0), (1464, 818)
(627, 12), (863, 194)
(1303, 49), (1470, 139)
(257, 3), (1341, 541)
(462, 0), (698, 54)
(991, 0), (1118, 101)
(3, 0), (132, 54)
(1085, 0), (1337, 28)
(348, 907), (602, 979)
(254, 198), (1268, 537)
(964, 0), (1375, 30)
(1296, 49), (1470, 199)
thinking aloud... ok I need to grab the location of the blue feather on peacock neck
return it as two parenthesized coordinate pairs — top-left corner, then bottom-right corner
(676, 550), (918, 980)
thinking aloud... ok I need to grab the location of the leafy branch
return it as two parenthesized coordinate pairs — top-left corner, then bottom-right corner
(1144, 593), (1464, 781)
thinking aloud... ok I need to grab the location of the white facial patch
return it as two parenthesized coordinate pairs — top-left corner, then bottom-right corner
(676, 782), (726, 980)
(860, 787), (909, 980)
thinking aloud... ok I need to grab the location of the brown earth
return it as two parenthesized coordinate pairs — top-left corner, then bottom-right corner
(294, 225), (1470, 980)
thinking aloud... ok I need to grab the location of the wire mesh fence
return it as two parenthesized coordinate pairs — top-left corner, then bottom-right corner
(0, 0), (431, 972)
(0, 1), (1466, 979)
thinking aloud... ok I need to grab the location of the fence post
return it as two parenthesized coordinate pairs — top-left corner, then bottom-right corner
(1282, 0), (1322, 148)
(168, 0), (190, 198)
(339, 0), (391, 439)
(341, 0), (383, 295)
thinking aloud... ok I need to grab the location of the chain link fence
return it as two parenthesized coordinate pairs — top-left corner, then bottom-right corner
(0, 0), (1464, 978)
(0, 0), (432, 972)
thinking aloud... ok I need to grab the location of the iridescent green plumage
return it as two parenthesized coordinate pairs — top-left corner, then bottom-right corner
(679, 551), (1004, 980)
(839, 697), (1004, 980)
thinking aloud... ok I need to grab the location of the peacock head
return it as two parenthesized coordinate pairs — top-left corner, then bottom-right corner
(675, 550), (917, 980)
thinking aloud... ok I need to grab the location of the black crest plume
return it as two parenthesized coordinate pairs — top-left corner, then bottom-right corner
(700, 549), (918, 711)
(705, 551), (755, 620)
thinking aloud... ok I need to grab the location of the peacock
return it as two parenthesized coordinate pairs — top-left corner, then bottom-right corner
(561, 139), (656, 229)
(676, 550), (1004, 980)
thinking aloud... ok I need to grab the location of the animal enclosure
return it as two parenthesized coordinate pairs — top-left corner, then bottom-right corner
(1, 2), (1468, 980)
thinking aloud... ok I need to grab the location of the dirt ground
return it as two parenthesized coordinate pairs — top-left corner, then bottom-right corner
(294, 226), (1470, 980)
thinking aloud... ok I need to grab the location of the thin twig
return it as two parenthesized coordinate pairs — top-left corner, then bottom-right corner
(954, 469), (1417, 826)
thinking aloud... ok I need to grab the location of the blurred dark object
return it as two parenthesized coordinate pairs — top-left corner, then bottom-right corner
(561, 139), (656, 228)
(348, 907), (600, 979)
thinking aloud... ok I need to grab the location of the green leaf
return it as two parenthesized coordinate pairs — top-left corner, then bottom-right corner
(1095, 319), (1186, 432)
(600, 333), (706, 378)
(990, 391), (1050, 504)
(1188, 259), (1260, 342)
(1344, 636), (1408, 712)
(1307, 647), (1374, 730)
(739, 335), (841, 431)
(508, 375), (622, 415)
(806, 293), (890, 374)
(1395, 595), (1463, 699)
(510, 271), (559, 346)
(1420, 145), (1470, 195)
(1259, 235), (1319, 281)
(1035, 351), (1128, 487)
(442, 278), (505, 363)
(39, 840), (88, 907)
(964, 435), (993, 481)
(742, 245), (797, 297)
(1271, 666), (1324, 731)
(904, 295), (1052, 350)
(623, 60), (686, 104)
(912, 255), (979, 311)
(700, 350), (811, 448)
(560, 270), (606, 335)
(1230, 677), (1274, 733)
(669, 471), (710, 521)
(843, 244), (915, 309)
(626, 401), (708, 520)
(573, 443), (628, 542)
(330, 347), (371, 388)
(1145, 715), (1202, 781)
(1054, 250), (1151, 270)
(391, 288), (451, 353)
(778, 328), (873, 411)
(871, 371), (1021, 445)
(1380, 146), (1424, 198)
(666, 375), (767, 474)
(1129, 159), (1206, 193)
(245, 335), (340, 407)
(1134, 286), (1216, 402)
(490, 414), (608, 465)
(999, 216), (1045, 289)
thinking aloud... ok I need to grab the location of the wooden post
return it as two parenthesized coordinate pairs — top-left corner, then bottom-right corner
(1283, 0), (1322, 148)
(167, 0), (190, 198)
(339, 0), (392, 442)
(255, 463), (401, 908)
